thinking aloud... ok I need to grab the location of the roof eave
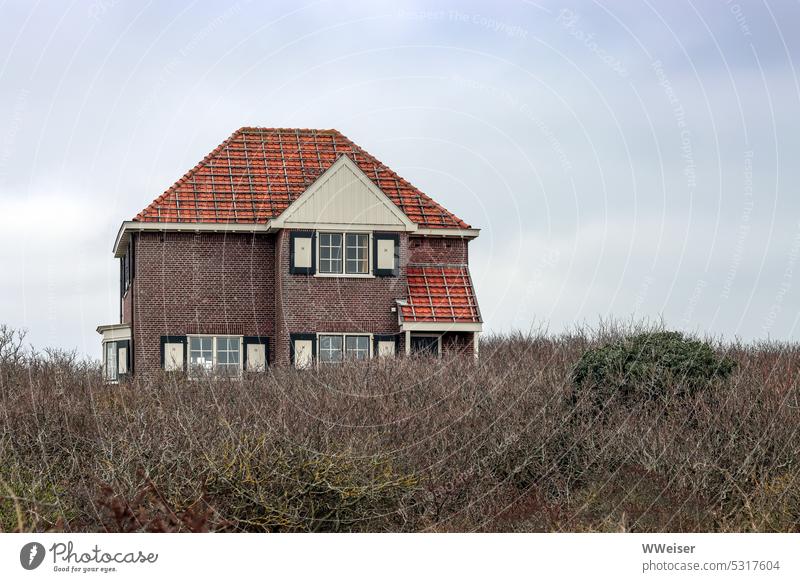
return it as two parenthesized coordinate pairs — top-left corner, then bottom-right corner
(413, 227), (480, 239)
(399, 321), (483, 332)
(112, 220), (277, 257)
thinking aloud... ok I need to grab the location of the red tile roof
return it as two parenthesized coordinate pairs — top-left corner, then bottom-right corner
(399, 264), (481, 324)
(134, 127), (470, 229)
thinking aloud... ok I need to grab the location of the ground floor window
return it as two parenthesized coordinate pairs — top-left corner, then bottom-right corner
(188, 335), (242, 377)
(102, 339), (130, 382)
(410, 334), (441, 356)
(105, 342), (118, 381)
(318, 333), (371, 363)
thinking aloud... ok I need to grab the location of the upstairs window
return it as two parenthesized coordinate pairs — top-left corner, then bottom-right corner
(345, 233), (369, 274)
(319, 233), (343, 274)
(318, 232), (370, 275)
(120, 237), (134, 297)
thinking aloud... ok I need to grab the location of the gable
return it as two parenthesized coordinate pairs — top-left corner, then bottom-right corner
(272, 155), (414, 229)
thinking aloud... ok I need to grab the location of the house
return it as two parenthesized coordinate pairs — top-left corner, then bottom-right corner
(96, 128), (482, 380)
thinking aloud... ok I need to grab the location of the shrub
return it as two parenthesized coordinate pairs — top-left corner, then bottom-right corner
(3, 323), (799, 532)
(204, 440), (420, 532)
(571, 331), (736, 407)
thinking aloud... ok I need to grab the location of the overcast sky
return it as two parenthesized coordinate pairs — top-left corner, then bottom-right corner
(1, 0), (799, 358)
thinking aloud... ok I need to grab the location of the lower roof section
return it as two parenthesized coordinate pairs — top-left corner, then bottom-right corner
(398, 264), (482, 331)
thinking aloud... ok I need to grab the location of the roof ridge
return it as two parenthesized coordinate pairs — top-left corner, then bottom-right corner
(238, 126), (340, 134)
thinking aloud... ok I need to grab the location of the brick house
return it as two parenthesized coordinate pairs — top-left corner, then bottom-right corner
(96, 128), (482, 380)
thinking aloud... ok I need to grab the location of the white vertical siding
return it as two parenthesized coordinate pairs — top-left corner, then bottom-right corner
(282, 163), (405, 227)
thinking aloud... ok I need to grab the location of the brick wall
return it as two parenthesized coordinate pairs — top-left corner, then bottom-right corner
(441, 331), (474, 356)
(126, 230), (476, 373)
(131, 231), (276, 375)
(408, 236), (468, 264)
(273, 229), (410, 365)
(121, 287), (133, 325)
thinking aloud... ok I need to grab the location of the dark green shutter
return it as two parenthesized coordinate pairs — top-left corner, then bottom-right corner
(373, 233), (399, 276)
(160, 336), (187, 371)
(290, 333), (316, 366)
(289, 231), (316, 275)
(243, 336), (270, 370)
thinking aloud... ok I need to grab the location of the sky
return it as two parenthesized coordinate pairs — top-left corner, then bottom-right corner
(1, 0), (799, 358)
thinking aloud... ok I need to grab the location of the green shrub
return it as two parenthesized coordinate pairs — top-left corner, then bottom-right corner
(571, 331), (735, 408)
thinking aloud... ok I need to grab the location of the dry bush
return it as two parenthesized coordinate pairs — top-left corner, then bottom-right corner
(0, 322), (798, 532)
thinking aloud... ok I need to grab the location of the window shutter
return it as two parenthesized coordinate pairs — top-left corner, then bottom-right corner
(373, 334), (397, 358)
(290, 333), (316, 369)
(373, 233), (399, 276)
(160, 336), (187, 372)
(243, 336), (269, 371)
(289, 231), (315, 275)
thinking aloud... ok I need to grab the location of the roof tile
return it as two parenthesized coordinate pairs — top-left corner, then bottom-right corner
(400, 264), (482, 324)
(134, 127), (470, 229)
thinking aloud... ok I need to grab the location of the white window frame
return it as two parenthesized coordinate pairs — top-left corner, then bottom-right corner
(316, 333), (374, 364)
(315, 230), (374, 278)
(318, 232), (344, 275)
(187, 334), (243, 378)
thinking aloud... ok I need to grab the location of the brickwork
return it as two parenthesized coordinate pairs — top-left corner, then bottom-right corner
(121, 288), (133, 325)
(130, 231), (275, 375)
(408, 236), (468, 263)
(273, 230), (411, 365)
(123, 230), (474, 372)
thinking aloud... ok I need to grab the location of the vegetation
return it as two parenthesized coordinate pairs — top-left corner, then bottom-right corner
(1, 322), (799, 532)
(572, 331), (737, 409)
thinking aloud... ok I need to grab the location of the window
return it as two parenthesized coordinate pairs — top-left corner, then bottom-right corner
(318, 232), (370, 275)
(318, 334), (371, 363)
(216, 336), (241, 376)
(345, 233), (369, 274)
(188, 335), (241, 377)
(319, 335), (343, 364)
(120, 238), (133, 297)
(319, 233), (343, 274)
(346, 335), (370, 360)
(105, 342), (118, 381)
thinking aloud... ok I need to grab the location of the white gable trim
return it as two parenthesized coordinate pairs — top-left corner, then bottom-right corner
(270, 155), (417, 231)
